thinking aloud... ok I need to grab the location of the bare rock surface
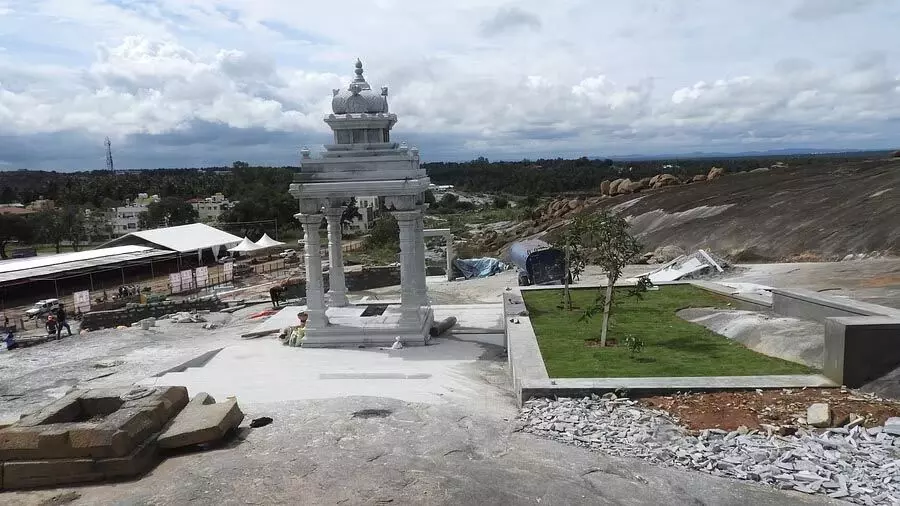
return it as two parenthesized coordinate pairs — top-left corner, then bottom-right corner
(519, 395), (900, 505)
(676, 308), (825, 368)
(4, 397), (837, 506)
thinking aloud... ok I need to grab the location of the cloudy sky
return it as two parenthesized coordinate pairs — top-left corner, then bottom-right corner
(0, 0), (898, 170)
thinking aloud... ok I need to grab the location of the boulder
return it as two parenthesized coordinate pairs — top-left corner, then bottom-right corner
(652, 174), (679, 189)
(691, 174), (707, 183)
(707, 167), (725, 180)
(624, 179), (646, 193)
(649, 174), (660, 186)
(609, 179), (625, 195)
(157, 393), (244, 449)
(749, 167), (770, 173)
(617, 179), (634, 194)
(600, 180), (611, 195)
(807, 403), (832, 428)
(568, 199), (580, 210)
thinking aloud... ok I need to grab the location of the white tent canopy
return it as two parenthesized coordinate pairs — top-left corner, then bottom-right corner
(228, 237), (264, 253)
(254, 233), (285, 249)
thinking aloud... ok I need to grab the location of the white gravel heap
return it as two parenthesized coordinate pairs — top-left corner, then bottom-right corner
(519, 396), (900, 505)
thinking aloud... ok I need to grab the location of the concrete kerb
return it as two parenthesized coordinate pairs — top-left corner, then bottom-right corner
(503, 292), (549, 406)
(507, 282), (836, 406)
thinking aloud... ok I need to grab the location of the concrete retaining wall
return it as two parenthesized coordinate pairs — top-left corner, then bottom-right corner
(824, 316), (900, 387)
(81, 296), (226, 330)
(771, 288), (900, 324)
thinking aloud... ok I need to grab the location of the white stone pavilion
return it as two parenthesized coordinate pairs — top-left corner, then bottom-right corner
(288, 59), (434, 347)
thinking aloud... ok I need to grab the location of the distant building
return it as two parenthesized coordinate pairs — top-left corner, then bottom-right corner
(347, 196), (380, 234)
(25, 199), (55, 212)
(110, 193), (160, 236)
(111, 204), (147, 235)
(188, 193), (235, 224)
(428, 184), (453, 199)
(133, 193), (160, 206)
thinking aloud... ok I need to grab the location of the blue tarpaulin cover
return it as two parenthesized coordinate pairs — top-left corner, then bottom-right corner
(453, 257), (506, 279)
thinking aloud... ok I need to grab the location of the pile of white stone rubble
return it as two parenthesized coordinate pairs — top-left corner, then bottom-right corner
(518, 395), (900, 505)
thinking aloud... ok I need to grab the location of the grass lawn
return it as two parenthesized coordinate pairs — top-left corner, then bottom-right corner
(523, 285), (815, 378)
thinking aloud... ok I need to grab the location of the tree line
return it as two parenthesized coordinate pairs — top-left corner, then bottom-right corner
(424, 151), (891, 196)
(0, 151), (889, 258)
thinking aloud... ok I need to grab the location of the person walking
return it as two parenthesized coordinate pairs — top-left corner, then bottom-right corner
(56, 305), (72, 339)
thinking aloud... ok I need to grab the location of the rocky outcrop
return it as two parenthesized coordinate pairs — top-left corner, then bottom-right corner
(600, 180), (611, 195)
(708, 167), (725, 180)
(652, 174), (680, 189)
(616, 178), (634, 194)
(691, 174), (707, 183)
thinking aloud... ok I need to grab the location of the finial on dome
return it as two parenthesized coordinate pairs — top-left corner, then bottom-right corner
(354, 58), (365, 81)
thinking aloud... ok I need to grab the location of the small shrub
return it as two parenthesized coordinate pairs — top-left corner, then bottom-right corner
(623, 336), (644, 358)
(626, 275), (654, 300)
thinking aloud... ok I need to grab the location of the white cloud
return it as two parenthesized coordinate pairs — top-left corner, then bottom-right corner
(0, 0), (899, 168)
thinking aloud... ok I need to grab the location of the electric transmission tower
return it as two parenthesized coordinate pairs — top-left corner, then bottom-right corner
(105, 137), (115, 172)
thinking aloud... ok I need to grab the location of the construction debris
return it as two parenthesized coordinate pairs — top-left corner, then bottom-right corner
(634, 249), (731, 284)
(168, 312), (207, 324)
(519, 395), (900, 505)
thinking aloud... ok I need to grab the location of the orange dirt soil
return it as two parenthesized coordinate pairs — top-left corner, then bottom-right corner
(639, 388), (900, 431)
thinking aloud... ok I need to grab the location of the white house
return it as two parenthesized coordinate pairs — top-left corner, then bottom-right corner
(109, 193), (160, 236)
(189, 193), (234, 224)
(345, 196), (380, 233)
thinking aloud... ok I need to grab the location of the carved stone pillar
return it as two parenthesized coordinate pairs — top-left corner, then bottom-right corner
(295, 209), (327, 331)
(323, 205), (349, 307)
(391, 209), (420, 323)
(414, 206), (428, 304)
(445, 232), (454, 282)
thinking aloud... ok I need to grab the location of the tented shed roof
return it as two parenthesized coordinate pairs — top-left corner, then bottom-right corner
(99, 223), (242, 253)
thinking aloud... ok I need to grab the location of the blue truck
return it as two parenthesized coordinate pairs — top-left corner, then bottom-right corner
(509, 239), (568, 286)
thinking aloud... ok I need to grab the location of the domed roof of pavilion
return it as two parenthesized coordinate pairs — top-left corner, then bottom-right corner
(331, 59), (389, 115)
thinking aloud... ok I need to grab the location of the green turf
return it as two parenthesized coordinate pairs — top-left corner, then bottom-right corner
(523, 285), (815, 378)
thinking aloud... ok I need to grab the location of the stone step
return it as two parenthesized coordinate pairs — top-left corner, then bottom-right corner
(157, 393), (244, 449)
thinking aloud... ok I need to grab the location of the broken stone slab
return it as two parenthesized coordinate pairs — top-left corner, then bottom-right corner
(807, 403), (832, 428)
(157, 393), (244, 449)
(884, 417), (900, 436)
